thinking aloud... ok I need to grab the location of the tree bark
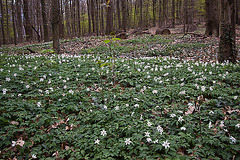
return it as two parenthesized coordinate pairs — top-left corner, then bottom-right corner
(16, 0), (23, 43)
(6, 0), (10, 43)
(0, 0), (6, 45)
(59, 0), (64, 38)
(116, 0), (121, 29)
(71, 0), (76, 36)
(163, 0), (167, 26)
(77, 0), (81, 37)
(158, 0), (162, 27)
(183, 0), (188, 33)
(236, 0), (240, 24)
(152, 0), (156, 26)
(95, 0), (99, 35)
(23, 0), (33, 41)
(91, 0), (95, 33)
(65, 0), (71, 37)
(51, 0), (60, 53)
(219, 0), (236, 63)
(41, 0), (50, 42)
(100, 0), (104, 35)
(122, 0), (127, 31)
(105, 0), (113, 34)
(171, 0), (175, 28)
(139, 0), (143, 28)
(87, 0), (91, 34)
(11, 0), (17, 45)
(205, 0), (219, 37)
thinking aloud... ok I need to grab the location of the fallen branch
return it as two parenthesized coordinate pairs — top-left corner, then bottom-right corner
(27, 48), (36, 53)
(181, 33), (207, 39)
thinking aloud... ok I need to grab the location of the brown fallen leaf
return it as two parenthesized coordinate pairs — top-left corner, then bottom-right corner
(185, 105), (195, 115)
(10, 121), (19, 125)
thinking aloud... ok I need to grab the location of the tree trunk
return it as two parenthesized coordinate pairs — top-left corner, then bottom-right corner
(205, 0), (219, 37)
(65, 0), (71, 37)
(100, 0), (104, 35)
(11, 0), (17, 45)
(87, 0), (91, 34)
(139, 0), (143, 28)
(183, 0), (188, 33)
(158, 0), (162, 27)
(152, 0), (156, 26)
(71, 0), (76, 36)
(41, 0), (50, 42)
(122, 0), (127, 31)
(105, 0), (113, 34)
(91, 0), (95, 33)
(163, 0), (167, 26)
(236, 0), (240, 25)
(0, 0), (6, 45)
(219, 0), (236, 63)
(6, 0), (10, 43)
(116, 0), (121, 29)
(23, 0), (33, 41)
(16, 0), (23, 43)
(51, 0), (60, 53)
(59, 0), (64, 38)
(171, 0), (175, 28)
(95, 0), (99, 35)
(77, 0), (81, 37)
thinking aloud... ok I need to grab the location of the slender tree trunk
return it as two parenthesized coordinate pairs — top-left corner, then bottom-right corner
(139, 0), (143, 28)
(11, 0), (17, 45)
(87, 0), (91, 34)
(105, 0), (113, 34)
(189, 0), (194, 25)
(205, 0), (219, 37)
(176, 0), (179, 24)
(23, 0), (33, 41)
(219, 0), (236, 63)
(16, 0), (23, 43)
(116, 0), (121, 29)
(59, 0), (64, 38)
(41, 0), (50, 42)
(6, 0), (10, 43)
(236, 0), (240, 24)
(171, 0), (175, 28)
(65, 0), (71, 37)
(134, 1), (137, 27)
(100, 0), (104, 35)
(0, 0), (6, 45)
(158, 0), (162, 27)
(71, 0), (76, 36)
(145, 1), (149, 27)
(122, 0), (127, 31)
(152, 0), (156, 26)
(91, 0), (95, 33)
(163, 0), (166, 26)
(183, 0), (188, 33)
(51, 0), (60, 53)
(95, 0), (99, 35)
(77, 0), (81, 37)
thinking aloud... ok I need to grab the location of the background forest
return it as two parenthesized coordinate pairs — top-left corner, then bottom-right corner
(0, 0), (240, 45)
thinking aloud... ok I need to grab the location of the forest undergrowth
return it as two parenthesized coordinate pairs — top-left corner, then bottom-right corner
(0, 33), (240, 159)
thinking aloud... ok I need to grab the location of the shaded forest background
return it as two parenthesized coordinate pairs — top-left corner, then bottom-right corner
(0, 0), (240, 46)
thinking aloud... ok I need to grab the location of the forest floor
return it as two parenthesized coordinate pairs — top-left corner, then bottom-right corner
(1, 24), (240, 62)
(0, 25), (240, 159)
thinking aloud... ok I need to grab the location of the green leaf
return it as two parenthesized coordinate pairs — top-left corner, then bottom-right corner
(103, 40), (111, 44)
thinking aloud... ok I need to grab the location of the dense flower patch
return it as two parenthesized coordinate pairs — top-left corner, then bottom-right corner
(0, 52), (239, 159)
